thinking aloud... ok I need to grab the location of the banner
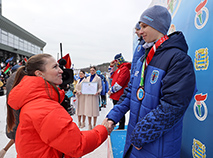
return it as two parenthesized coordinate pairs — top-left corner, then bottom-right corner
(150, 0), (212, 157)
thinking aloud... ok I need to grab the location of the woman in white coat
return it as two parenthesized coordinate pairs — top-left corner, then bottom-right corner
(84, 66), (102, 130)
(75, 70), (86, 128)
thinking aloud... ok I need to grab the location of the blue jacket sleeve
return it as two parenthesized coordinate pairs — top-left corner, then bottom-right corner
(106, 84), (132, 123)
(130, 52), (196, 148)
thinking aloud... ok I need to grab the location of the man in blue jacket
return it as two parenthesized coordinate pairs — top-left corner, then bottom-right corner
(105, 5), (196, 158)
(131, 22), (145, 80)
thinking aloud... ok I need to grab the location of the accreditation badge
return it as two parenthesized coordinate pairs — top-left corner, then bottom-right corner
(137, 86), (145, 101)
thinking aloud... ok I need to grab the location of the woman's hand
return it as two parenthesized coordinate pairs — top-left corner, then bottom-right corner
(77, 91), (82, 95)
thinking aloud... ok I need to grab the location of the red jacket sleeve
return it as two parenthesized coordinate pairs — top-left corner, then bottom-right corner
(37, 107), (108, 157)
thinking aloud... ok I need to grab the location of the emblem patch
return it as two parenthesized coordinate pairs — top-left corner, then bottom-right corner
(194, 48), (209, 71)
(137, 45), (141, 52)
(134, 71), (139, 77)
(150, 70), (159, 84)
(194, 0), (209, 29)
(192, 138), (206, 158)
(194, 93), (208, 121)
(167, 0), (182, 18)
(168, 24), (176, 34)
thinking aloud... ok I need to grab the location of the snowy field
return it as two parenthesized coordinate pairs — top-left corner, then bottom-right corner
(0, 94), (129, 158)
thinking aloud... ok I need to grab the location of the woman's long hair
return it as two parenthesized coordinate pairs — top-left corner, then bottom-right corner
(7, 54), (61, 132)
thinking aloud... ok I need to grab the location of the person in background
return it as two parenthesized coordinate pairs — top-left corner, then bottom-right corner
(96, 70), (109, 110)
(0, 76), (4, 96)
(75, 70), (87, 128)
(0, 65), (20, 158)
(131, 22), (145, 79)
(104, 5), (196, 157)
(7, 54), (109, 158)
(115, 22), (146, 109)
(96, 70), (103, 111)
(108, 53), (131, 130)
(84, 66), (102, 130)
(100, 72), (109, 108)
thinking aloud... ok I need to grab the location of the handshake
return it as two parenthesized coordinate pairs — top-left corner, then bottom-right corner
(101, 118), (115, 135)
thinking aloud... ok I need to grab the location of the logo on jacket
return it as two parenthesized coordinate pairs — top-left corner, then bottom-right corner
(194, 0), (209, 29)
(192, 138), (206, 158)
(150, 70), (159, 84)
(194, 48), (209, 71)
(137, 45), (141, 52)
(194, 93), (208, 121)
(134, 71), (139, 77)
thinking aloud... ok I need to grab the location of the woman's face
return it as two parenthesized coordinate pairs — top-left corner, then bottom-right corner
(79, 71), (85, 78)
(90, 68), (96, 75)
(42, 57), (63, 85)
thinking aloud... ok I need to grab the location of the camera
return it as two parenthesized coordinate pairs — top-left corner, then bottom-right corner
(58, 58), (74, 88)
(58, 58), (74, 115)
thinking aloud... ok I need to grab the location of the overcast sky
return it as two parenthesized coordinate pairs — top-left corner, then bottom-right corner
(2, 0), (152, 69)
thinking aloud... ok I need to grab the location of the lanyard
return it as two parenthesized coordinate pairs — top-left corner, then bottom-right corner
(139, 35), (169, 87)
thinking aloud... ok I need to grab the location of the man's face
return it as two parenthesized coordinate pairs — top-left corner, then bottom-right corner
(114, 59), (119, 66)
(139, 22), (162, 43)
(135, 28), (141, 38)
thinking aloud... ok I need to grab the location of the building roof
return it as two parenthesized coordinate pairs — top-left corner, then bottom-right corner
(0, 15), (46, 48)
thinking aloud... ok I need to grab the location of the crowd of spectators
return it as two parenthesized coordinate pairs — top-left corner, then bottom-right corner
(0, 58), (26, 96)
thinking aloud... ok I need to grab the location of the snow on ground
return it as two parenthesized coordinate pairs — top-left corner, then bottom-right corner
(0, 94), (129, 158)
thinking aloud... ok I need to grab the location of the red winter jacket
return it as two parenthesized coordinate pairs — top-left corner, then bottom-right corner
(8, 76), (108, 158)
(110, 62), (131, 101)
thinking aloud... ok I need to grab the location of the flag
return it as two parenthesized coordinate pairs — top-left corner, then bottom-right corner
(4, 63), (10, 74)
(4, 67), (10, 74)
(62, 53), (71, 69)
(24, 57), (27, 62)
(6, 57), (14, 63)
(18, 58), (28, 65)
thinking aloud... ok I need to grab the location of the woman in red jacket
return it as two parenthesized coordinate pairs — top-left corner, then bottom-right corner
(7, 54), (109, 158)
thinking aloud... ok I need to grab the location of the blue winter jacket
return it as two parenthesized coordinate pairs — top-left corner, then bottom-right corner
(107, 31), (196, 158)
(100, 75), (109, 96)
(130, 37), (145, 80)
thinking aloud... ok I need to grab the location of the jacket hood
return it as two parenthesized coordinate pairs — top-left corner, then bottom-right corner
(118, 62), (131, 70)
(8, 76), (65, 110)
(157, 31), (188, 54)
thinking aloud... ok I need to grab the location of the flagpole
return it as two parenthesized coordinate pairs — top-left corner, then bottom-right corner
(60, 43), (63, 58)
(57, 53), (59, 61)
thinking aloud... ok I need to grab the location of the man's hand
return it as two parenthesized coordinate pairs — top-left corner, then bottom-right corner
(108, 90), (111, 96)
(102, 118), (110, 135)
(102, 118), (115, 135)
(110, 60), (116, 67)
(107, 120), (115, 134)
